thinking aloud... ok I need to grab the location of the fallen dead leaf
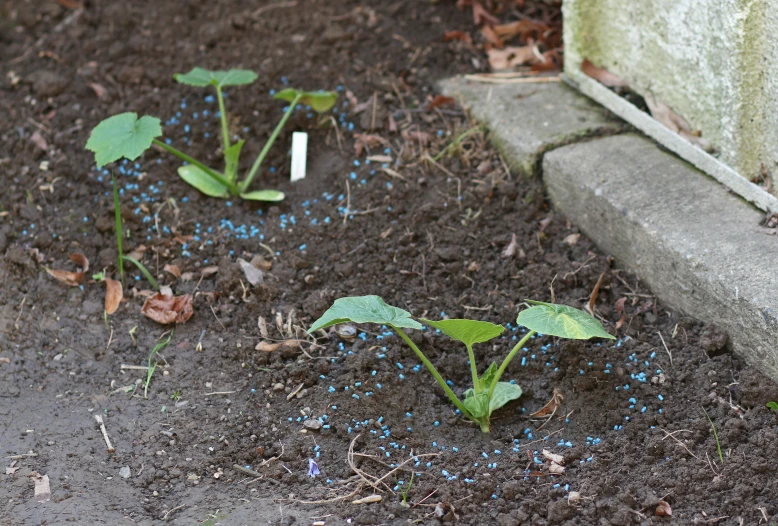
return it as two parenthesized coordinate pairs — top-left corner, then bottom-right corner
(643, 93), (712, 151)
(542, 449), (565, 465)
(615, 297), (627, 329)
(88, 82), (107, 99)
(494, 20), (549, 43)
(581, 59), (629, 87)
(69, 253), (89, 272)
(471, 1), (499, 26)
(443, 30), (473, 45)
(487, 46), (537, 70)
(501, 233), (521, 258)
(563, 233), (580, 245)
(257, 316), (269, 338)
(255, 341), (281, 352)
(427, 95), (455, 111)
(45, 268), (84, 287)
(104, 278), (123, 315)
(238, 258), (264, 286)
(401, 128), (433, 145)
(31, 472), (51, 503)
(479, 25), (503, 47)
(655, 500), (673, 517)
(141, 288), (194, 325)
(353, 494), (382, 505)
(547, 462), (565, 475)
(30, 132), (48, 151)
(530, 387), (564, 418)
(163, 264), (181, 279)
(354, 133), (389, 157)
(0, 357), (10, 365)
(249, 255), (273, 271)
(586, 272), (606, 315)
(200, 266), (219, 278)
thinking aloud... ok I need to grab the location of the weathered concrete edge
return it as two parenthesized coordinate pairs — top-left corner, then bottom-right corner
(542, 135), (778, 382)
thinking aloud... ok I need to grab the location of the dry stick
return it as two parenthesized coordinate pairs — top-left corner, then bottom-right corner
(251, 0), (298, 18)
(343, 180), (351, 225)
(14, 296), (26, 329)
(120, 364), (149, 371)
(659, 428), (699, 460)
(5, 452), (38, 460)
(94, 415), (115, 453)
(657, 331), (673, 367)
(463, 75), (561, 84)
(160, 504), (185, 521)
(233, 464), (262, 478)
(203, 391), (237, 396)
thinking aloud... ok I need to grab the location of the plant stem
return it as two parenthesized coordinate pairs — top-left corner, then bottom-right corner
(112, 176), (124, 286)
(215, 85), (231, 152)
(702, 406), (724, 463)
(152, 139), (239, 195)
(121, 256), (159, 291)
(487, 330), (535, 400)
(242, 93), (303, 193)
(393, 327), (474, 420)
(466, 344), (481, 394)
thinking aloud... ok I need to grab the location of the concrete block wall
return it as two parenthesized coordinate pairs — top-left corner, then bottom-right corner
(563, 0), (778, 187)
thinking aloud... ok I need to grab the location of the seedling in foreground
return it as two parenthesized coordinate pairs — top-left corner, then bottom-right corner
(309, 296), (614, 433)
(144, 331), (173, 399)
(87, 68), (337, 201)
(112, 177), (159, 290)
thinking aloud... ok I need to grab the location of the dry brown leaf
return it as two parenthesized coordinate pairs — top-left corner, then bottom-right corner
(581, 59), (629, 87)
(69, 253), (89, 272)
(250, 255), (273, 271)
(501, 233), (520, 258)
(542, 449), (565, 465)
(257, 316), (269, 338)
(530, 387), (564, 418)
(563, 233), (580, 245)
(586, 272), (606, 315)
(427, 95), (455, 112)
(104, 278), (123, 315)
(200, 266), (219, 278)
(655, 500), (673, 517)
(163, 264), (181, 279)
(443, 30), (473, 45)
(31, 472), (51, 503)
(547, 462), (565, 475)
(88, 82), (107, 99)
(0, 357), (10, 365)
(354, 133), (389, 157)
(141, 290), (194, 325)
(480, 25), (503, 47)
(238, 258), (264, 286)
(30, 132), (48, 151)
(45, 268), (85, 287)
(125, 245), (147, 261)
(487, 46), (537, 70)
(472, 2), (499, 26)
(494, 20), (549, 42)
(615, 297), (627, 330)
(401, 129), (433, 145)
(255, 341), (281, 352)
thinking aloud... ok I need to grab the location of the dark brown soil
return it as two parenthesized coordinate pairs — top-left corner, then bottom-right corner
(2, 1), (777, 525)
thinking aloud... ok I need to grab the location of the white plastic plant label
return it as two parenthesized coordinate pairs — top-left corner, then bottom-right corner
(291, 131), (308, 182)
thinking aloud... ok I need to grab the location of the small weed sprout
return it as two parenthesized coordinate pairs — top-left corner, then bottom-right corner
(87, 68), (337, 202)
(170, 390), (183, 402)
(702, 406), (725, 463)
(399, 471), (414, 507)
(112, 177), (159, 290)
(309, 296), (613, 433)
(144, 331), (173, 399)
(767, 401), (778, 411)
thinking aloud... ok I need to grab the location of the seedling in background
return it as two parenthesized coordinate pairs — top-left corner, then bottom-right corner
(87, 68), (337, 201)
(144, 331), (173, 399)
(309, 296), (614, 433)
(767, 401), (778, 411)
(112, 177), (159, 290)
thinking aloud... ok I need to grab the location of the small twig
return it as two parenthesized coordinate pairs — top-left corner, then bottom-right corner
(232, 464), (263, 478)
(659, 428), (699, 460)
(463, 74), (560, 84)
(120, 364), (149, 371)
(251, 0), (297, 18)
(5, 452), (38, 460)
(203, 391), (237, 396)
(14, 296), (26, 329)
(94, 415), (115, 453)
(160, 504), (185, 521)
(658, 331), (673, 367)
(343, 179), (351, 225)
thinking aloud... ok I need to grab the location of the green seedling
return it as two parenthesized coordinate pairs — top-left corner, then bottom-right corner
(144, 331), (173, 399)
(170, 390), (183, 402)
(112, 177), (159, 290)
(87, 68), (337, 201)
(399, 472), (414, 507)
(767, 401), (778, 411)
(309, 296), (613, 433)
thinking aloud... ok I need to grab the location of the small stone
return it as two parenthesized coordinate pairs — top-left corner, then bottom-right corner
(303, 419), (322, 431)
(119, 466), (131, 479)
(272, 383), (285, 391)
(28, 70), (69, 97)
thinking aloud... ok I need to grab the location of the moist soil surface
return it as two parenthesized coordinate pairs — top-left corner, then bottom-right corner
(2, 1), (778, 525)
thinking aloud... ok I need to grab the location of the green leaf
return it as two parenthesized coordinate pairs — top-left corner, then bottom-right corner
(489, 382), (523, 413)
(517, 300), (615, 340)
(479, 362), (498, 388)
(309, 295), (422, 332)
(421, 318), (503, 347)
(224, 140), (245, 183)
(174, 67), (258, 88)
(86, 113), (162, 168)
(767, 401), (778, 411)
(462, 391), (490, 419)
(177, 165), (229, 198)
(274, 88), (338, 113)
(240, 190), (285, 202)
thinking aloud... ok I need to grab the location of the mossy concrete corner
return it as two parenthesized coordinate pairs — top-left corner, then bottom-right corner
(438, 77), (622, 176)
(543, 134), (778, 381)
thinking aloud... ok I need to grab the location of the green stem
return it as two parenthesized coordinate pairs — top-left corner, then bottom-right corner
(112, 176), (124, 286)
(466, 344), (481, 394)
(394, 327), (473, 420)
(152, 139), (239, 195)
(121, 256), (159, 291)
(242, 93), (303, 193)
(215, 85), (231, 152)
(487, 330), (536, 400)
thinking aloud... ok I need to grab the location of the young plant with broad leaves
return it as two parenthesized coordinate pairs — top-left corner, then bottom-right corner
(309, 296), (614, 433)
(86, 67), (337, 202)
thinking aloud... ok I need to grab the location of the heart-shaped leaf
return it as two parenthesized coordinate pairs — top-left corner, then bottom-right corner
(177, 165), (229, 198)
(86, 113), (162, 168)
(463, 391), (490, 419)
(240, 190), (285, 202)
(224, 140), (245, 183)
(421, 318), (503, 347)
(489, 382), (523, 413)
(174, 67), (258, 88)
(274, 88), (338, 113)
(309, 295), (421, 332)
(518, 300), (615, 340)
